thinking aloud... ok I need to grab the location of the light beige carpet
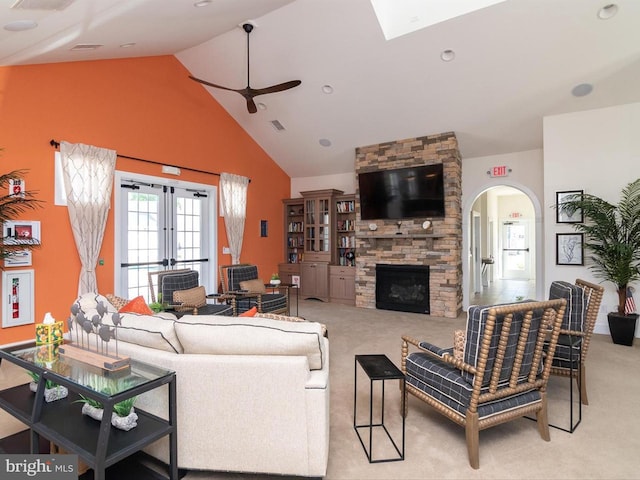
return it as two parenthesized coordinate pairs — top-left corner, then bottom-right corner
(1, 299), (639, 479)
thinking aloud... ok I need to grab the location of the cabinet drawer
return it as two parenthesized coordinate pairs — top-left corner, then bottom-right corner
(329, 266), (355, 277)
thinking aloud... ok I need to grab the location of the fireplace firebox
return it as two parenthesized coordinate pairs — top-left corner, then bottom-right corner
(375, 264), (430, 314)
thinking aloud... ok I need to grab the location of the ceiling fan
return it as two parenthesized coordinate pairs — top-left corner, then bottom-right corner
(189, 23), (301, 114)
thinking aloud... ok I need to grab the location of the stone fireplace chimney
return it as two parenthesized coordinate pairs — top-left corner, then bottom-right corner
(354, 132), (462, 318)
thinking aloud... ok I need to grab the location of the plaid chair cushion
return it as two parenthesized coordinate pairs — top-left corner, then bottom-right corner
(194, 303), (234, 316)
(549, 281), (588, 331)
(235, 294), (288, 314)
(547, 281), (589, 364)
(462, 302), (544, 386)
(227, 265), (259, 291)
(406, 352), (542, 418)
(161, 271), (200, 305)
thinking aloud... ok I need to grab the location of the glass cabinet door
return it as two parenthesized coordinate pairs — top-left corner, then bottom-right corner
(318, 198), (330, 253)
(305, 198), (316, 253)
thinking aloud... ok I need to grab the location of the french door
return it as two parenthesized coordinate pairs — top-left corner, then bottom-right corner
(115, 172), (216, 301)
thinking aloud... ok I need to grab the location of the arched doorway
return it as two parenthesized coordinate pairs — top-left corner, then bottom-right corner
(462, 184), (543, 310)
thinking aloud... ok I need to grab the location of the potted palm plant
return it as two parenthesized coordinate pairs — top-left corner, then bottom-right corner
(557, 178), (640, 346)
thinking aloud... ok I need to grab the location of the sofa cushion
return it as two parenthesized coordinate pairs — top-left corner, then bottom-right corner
(72, 294), (182, 354)
(113, 312), (182, 353)
(76, 292), (118, 314)
(174, 315), (325, 370)
(256, 313), (328, 338)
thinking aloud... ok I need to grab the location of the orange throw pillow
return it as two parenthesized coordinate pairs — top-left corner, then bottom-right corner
(239, 306), (258, 317)
(119, 295), (153, 315)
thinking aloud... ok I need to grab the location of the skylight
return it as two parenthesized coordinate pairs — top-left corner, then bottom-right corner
(370, 0), (507, 40)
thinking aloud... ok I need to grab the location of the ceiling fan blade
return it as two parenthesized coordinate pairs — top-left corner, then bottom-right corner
(246, 97), (258, 114)
(251, 80), (302, 97)
(189, 75), (240, 93)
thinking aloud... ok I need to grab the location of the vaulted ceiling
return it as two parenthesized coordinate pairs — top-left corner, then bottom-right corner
(2, 0), (639, 178)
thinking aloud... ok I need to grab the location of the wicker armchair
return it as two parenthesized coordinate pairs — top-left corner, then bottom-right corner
(219, 264), (289, 315)
(401, 299), (566, 469)
(547, 279), (605, 405)
(148, 269), (234, 317)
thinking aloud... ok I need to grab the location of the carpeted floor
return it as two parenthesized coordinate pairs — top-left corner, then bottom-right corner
(1, 299), (639, 479)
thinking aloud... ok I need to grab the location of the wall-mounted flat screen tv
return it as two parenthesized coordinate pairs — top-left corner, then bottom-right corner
(358, 163), (445, 220)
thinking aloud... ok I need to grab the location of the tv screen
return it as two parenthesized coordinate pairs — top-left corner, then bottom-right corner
(358, 164), (445, 220)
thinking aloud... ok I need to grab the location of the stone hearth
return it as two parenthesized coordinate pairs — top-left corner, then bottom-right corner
(354, 132), (462, 318)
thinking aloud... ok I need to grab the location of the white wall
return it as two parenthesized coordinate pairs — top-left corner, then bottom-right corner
(543, 102), (640, 336)
(461, 149), (545, 307)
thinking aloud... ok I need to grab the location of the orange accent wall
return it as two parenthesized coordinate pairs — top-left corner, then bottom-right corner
(0, 56), (290, 345)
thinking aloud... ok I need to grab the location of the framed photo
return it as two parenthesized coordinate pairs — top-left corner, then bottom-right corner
(556, 190), (584, 223)
(3, 220), (41, 245)
(556, 233), (584, 265)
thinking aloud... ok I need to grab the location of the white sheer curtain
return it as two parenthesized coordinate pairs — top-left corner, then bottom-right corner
(60, 141), (116, 295)
(219, 172), (249, 264)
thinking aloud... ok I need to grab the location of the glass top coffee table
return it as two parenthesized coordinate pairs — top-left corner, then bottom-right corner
(0, 342), (178, 480)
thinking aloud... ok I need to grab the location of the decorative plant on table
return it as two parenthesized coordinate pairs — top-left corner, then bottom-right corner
(270, 273), (281, 285)
(557, 178), (640, 346)
(75, 377), (139, 430)
(27, 371), (68, 402)
(0, 168), (43, 261)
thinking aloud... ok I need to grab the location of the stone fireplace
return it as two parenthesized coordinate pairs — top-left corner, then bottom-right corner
(354, 132), (462, 318)
(376, 264), (430, 314)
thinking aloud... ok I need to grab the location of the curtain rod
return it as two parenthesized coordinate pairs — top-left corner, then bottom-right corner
(50, 139), (250, 182)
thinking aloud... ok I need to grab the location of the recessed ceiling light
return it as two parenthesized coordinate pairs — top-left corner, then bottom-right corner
(194, 0), (212, 6)
(257, 102), (267, 110)
(440, 49), (455, 62)
(321, 85), (333, 94)
(120, 42), (136, 48)
(572, 83), (593, 97)
(3, 20), (37, 31)
(597, 3), (618, 19)
(319, 138), (332, 147)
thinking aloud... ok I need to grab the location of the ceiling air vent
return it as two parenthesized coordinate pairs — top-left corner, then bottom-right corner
(70, 44), (103, 51)
(270, 120), (285, 132)
(11, 0), (75, 10)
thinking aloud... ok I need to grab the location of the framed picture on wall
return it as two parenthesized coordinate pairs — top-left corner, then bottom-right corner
(556, 190), (584, 223)
(556, 233), (584, 265)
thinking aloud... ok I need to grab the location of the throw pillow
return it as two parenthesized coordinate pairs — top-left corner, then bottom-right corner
(453, 329), (465, 362)
(173, 286), (207, 312)
(119, 296), (153, 315)
(256, 312), (328, 338)
(239, 306), (258, 317)
(105, 293), (128, 311)
(239, 279), (266, 293)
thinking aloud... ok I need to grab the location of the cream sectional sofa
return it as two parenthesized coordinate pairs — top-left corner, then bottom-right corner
(72, 293), (330, 477)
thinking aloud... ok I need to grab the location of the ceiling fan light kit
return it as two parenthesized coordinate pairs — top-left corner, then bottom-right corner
(189, 22), (301, 113)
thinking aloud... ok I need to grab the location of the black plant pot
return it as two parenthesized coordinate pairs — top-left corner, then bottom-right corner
(607, 312), (639, 346)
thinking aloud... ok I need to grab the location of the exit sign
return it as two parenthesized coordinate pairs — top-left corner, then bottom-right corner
(490, 165), (509, 177)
